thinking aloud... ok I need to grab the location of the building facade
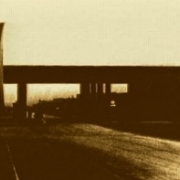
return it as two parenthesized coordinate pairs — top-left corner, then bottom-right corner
(0, 23), (4, 111)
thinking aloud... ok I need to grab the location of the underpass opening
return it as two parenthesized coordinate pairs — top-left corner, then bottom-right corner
(108, 84), (129, 122)
(27, 84), (80, 120)
(27, 84), (80, 106)
(111, 83), (128, 94)
(3, 83), (130, 122)
(110, 83), (129, 107)
(4, 84), (17, 107)
(3, 84), (17, 117)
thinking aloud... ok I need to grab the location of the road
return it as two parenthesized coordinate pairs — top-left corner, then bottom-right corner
(0, 139), (16, 179)
(1, 138), (119, 180)
(0, 123), (180, 180)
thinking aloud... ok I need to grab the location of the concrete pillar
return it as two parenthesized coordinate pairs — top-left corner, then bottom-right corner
(97, 83), (103, 94)
(90, 83), (96, 98)
(105, 83), (111, 94)
(80, 83), (90, 98)
(97, 83), (103, 101)
(18, 83), (27, 105)
(16, 83), (27, 119)
(0, 23), (4, 113)
(104, 83), (111, 106)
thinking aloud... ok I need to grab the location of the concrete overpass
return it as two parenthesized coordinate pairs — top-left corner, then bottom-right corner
(3, 65), (180, 120)
(4, 65), (180, 84)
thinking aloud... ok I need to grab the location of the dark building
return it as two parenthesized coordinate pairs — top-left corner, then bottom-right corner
(0, 23), (4, 112)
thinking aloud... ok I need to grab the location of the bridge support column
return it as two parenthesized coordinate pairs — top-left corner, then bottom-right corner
(105, 83), (111, 94)
(97, 83), (103, 99)
(90, 83), (96, 99)
(15, 83), (27, 119)
(104, 83), (111, 106)
(80, 83), (90, 99)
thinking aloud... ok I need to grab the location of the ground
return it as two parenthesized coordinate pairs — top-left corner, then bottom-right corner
(0, 122), (180, 180)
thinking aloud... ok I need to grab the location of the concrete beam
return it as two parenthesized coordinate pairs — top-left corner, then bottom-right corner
(4, 66), (180, 84)
(90, 83), (96, 95)
(97, 83), (103, 94)
(80, 83), (90, 99)
(97, 83), (103, 101)
(105, 83), (111, 94)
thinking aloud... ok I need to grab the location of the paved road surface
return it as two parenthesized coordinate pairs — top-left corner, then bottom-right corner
(2, 138), (127, 180)
(0, 123), (180, 180)
(0, 139), (16, 179)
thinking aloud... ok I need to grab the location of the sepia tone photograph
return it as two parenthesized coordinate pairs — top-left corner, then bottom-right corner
(0, 1), (180, 179)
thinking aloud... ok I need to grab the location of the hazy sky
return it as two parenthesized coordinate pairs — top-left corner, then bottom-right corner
(4, 84), (80, 106)
(1, 0), (180, 105)
(1, 0), (180, 66)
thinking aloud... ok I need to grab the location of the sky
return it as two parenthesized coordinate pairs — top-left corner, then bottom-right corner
(0, 0), (180, 105)
(4, 84), (80, 106)
(4, 83), (128, 106)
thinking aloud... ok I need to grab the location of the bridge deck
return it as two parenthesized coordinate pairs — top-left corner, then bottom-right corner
(3, 66), (180, 83)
